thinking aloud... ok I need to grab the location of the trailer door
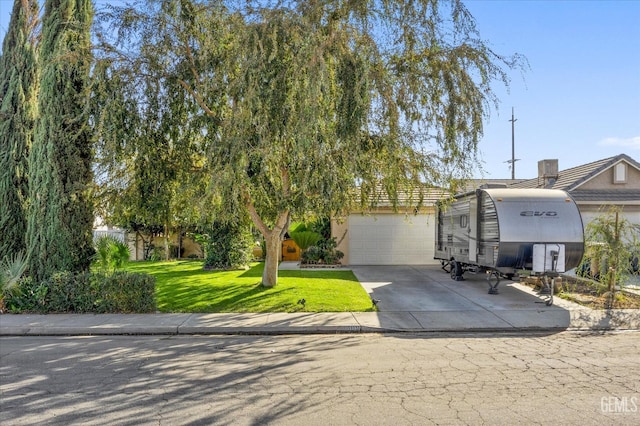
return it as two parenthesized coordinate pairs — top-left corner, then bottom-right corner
(469, 197), (477, 262)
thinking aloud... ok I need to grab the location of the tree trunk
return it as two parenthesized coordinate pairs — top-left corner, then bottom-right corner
(164, 224), (170, 261)
(247, 204), (290, 287)
(609, 211), (620, 293)
(262, 231), (282, 287)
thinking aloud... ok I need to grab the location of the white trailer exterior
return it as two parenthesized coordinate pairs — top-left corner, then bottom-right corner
(434, 188), (584, 295)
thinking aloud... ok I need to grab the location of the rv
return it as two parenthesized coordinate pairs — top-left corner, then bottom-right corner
(434, 187), (584, 300)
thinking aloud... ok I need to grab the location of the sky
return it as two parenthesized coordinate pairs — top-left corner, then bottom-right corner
(1, 0), (639, 180)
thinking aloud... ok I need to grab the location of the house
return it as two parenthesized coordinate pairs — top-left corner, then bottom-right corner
(332, 188), (446, 266)
(509, 154), (640, 227)
(333, 153), (640, 265)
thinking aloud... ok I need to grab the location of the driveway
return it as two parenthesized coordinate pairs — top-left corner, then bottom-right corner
(350, 265), (574, 330)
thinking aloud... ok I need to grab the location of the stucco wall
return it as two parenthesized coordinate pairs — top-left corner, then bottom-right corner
(579, 162), (640, 190)
(127, 233), (202, 261)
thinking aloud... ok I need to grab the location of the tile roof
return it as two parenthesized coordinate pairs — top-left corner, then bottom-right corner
(507, 153), (640, 191)
(355, 183), (448, 209)
(360, 154), (640, 208)
(569, 190), (640, 203)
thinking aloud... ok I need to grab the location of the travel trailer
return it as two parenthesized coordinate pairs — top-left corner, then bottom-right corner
(434, 187), (584, 303)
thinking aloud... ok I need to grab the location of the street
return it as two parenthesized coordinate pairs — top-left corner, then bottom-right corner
(1, 332), (639, 425)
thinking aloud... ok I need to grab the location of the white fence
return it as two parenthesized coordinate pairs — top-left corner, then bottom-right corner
(92, 229), (126, 243)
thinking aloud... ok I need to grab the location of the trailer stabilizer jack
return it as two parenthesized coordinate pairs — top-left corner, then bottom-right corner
(487, 271), (500, 294)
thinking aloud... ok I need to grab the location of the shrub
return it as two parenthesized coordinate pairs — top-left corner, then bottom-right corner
(294, 218), (343, 265)
(202, 222), (252, 270)
(94, 235), (131, 272)
(301, 237), (344, 265)
(0, 252), (29, 313)
(3, 276), (48, 313)
(289, 231), (321, 253)
(97, 272), (156, 313)
(47, 272), (96, 313)
(3, 271), (156, 313)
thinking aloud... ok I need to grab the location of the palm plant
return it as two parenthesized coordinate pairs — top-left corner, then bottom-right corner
(109, 240), (131, 270)
(0, 252), (28, 308)
(94, 235), (130, 272)
(289, 231), (322, 254)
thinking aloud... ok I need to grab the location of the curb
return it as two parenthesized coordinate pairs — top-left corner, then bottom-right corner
(1, 309), (639, 336)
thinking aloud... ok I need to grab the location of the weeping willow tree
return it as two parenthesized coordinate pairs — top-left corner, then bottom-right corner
(96, 0), (525, 287)
(26, 0), (95, 283)
(0, 0), (40, 261)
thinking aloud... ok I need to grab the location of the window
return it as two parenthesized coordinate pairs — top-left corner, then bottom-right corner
(460, 214), (468, 228)
(614, 162), (627, 184)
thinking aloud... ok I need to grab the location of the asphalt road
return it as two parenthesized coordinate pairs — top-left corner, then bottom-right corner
(1, 332), (639, 425)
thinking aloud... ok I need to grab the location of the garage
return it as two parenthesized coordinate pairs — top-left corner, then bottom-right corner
(347, 213), (438, 265)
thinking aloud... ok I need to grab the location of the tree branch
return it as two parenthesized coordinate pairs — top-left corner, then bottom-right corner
(178, 79), (217, 119)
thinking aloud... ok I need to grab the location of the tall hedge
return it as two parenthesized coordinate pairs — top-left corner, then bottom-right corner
(26, 0), (95, 282)
(0, 0), (39, 260)
(203, 222), (253, 270)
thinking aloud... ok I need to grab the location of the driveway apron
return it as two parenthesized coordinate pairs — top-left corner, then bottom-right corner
(350, 265), (572, 330)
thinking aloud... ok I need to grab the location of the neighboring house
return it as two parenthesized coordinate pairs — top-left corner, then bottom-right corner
(509, 154), (640, 227)
(333, 153), (640, 266)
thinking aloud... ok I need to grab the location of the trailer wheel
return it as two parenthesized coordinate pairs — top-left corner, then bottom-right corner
(450, 261), (464, 281)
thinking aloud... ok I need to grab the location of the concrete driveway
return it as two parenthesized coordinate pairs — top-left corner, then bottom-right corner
(349, 265), (575, 330)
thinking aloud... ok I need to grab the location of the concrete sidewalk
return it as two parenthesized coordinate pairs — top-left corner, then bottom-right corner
(1, 305), (639, 336)
(1, 263), (639, 335)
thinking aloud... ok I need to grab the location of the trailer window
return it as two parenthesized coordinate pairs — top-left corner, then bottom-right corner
(460, 215), (468, 228)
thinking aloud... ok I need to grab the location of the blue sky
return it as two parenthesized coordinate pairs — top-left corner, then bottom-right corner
(1, 0), (639, 179)
(464, 0), (640, 179)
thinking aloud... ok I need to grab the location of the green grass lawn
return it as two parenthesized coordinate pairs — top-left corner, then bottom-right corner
(124, 260), (374, 313)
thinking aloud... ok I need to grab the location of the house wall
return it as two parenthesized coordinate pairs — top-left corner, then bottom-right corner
(578, 205), (640, 230)
(570, 159), (640, 232)
(127, 233), (202, 261)
(579, 161), (640, 190)
(332, 218), (350, 264)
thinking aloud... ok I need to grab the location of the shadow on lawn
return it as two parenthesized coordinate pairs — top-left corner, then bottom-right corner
(240, 263), (264, 278)
(158, 281), (294, 313)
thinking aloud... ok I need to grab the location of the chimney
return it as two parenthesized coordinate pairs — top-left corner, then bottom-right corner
(538, 159), (558, 188)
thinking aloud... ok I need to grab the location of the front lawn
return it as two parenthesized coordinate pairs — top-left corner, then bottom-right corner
(124, 260), (374, 313)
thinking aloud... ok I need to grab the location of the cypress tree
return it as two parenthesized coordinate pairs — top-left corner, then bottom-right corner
(0, 0), (39, 260)
(26, 0), (95, 282)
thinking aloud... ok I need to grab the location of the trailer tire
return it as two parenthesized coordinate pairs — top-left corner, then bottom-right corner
(451, 261), (464, 281)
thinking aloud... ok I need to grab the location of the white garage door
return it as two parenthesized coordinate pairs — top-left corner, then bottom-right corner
(348, 214), (438, 265)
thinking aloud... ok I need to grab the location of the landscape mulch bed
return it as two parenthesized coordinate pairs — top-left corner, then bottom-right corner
(520, 275), (640, 309)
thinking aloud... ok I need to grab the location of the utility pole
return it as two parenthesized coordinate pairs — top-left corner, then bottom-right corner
(508, 107), (518, 180)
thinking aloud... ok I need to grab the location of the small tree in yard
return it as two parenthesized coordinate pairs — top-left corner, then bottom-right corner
(95, 0), (525, 287)
(201, 222), (253, 270)
(581, 207), (640, 305)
